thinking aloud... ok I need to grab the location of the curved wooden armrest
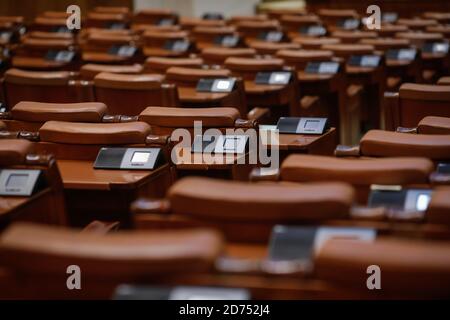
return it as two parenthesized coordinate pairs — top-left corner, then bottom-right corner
(334, 145), (360, 157)
(430, 172), (450, 186)
(235, 117), (258, 129)
(82, 220), (120, 234)
(25, 154), (55, 166)
(249, 167), (280, 182)
(246, 107), (270, 124)
(145, 134), (171, 147)
(396, 126), (418, 134)
(102, 114), (139, 123)
(130, 198), (171, 215)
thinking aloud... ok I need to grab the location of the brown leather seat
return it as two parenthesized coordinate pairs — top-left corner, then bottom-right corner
(417, 116), (450, 135)
(39, 120), (151, 145)
(139, 106), (240, 134)
(93, 72), (179, 115)
(93, 6), (130, 15)
(3, 101), (108, 131)
(0, 121), (5, 131)
(201, 47), (256, 65)
(437, 77), (450, 85)
(281, 154), (433, 186)
(385, 83), (450, 129)
(3, 69), (94, 108)
(80, 63), (143, 80)
(0, 222), (222, 299)
(143, 57), (204, 74)
(359, 130), (450, 160)
(315, 237), (450, 298)
(132, 176), (354, 242)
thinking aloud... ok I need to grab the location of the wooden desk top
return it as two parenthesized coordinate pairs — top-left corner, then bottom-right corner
(57, 160), (168, 190)
(243, 81), (285, 94)
(173, 147), (248, 170)
(260, 127), (337, 151)
(178, 87), (230, 103)
(0, 189), (50, 219)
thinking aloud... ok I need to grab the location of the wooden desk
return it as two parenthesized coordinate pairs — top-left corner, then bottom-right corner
(260, 126), (337, 161)
(172, 147), (256, 180)
(57, 160), (173, 227)
(177, 87), (230, 104)
(345, 64), (386, 131)
(296, 71), (346, 143)
(0, 189), (52, 230)
(243, 80), (294, 121)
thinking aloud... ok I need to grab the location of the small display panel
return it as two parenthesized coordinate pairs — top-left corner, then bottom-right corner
(131, 152), (151, 164)
(300, 25), (326, 36)
(338, 18), (360, 30)
(108, 22), (126, 30)
(196, 78), (236, 93)
(423, 42), (450, 54)
(255, 72), (291, 85)
(387, 48), (417, 61)
(305, 62), (340, 74)
(109, 45), (136, 57)
(164, 40), (190, 52)
(94, 148), (163, 170)
(214, 35), (239, 47)
(258, 31), (283, 42)
(276, 117), (328, 135)
(349, 55), (381, 67)
(0, 170), (42, 196)
(6, 174), (29, 189)
(304, 119), (320, 130)
(45, 50), (75, 62)
(158, 18), (175, 26)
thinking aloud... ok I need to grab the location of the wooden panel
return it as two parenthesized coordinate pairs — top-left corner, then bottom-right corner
(0, 0), (133, 23)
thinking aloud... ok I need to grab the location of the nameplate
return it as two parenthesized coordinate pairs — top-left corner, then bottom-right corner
(423, 42), (450, 54)
(45, 50), (75, 62)
(348, 55), (381, 67)
(386, 48), (417, 61)
(437, 163), (450, 174)
(257, 31), (283, 42)
(277, 117), (328, 135)
(268, 225), (376, 262)
(113, 285), (249, 300)
(164, 39), (190, 52)
(191, 134), (248, 154)
(108, 45), (136, 57)
(299, 25), (326, 36)
(305, 61), (340, 74)
(0, 169), (43, 196)
(368, 188), (432, 212)
(338, 18), (360, 30)
(158, 18), (175, 26)
(255, 71), (291, 85)
(196, 78), (236, 93)
(94, 147), (163, 170)
(214, 34), (239, 47)
(107, 22), (126, 30)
